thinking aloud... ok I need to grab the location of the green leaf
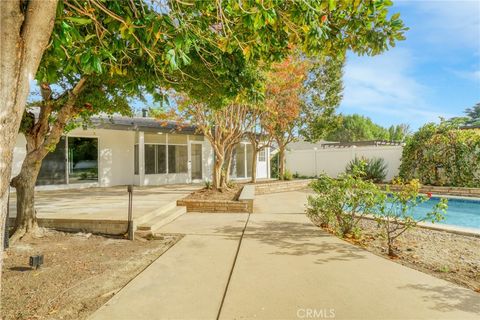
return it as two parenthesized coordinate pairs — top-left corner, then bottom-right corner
(65, 17), (92, 25)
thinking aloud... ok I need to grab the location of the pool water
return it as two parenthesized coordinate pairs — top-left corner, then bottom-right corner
(402, 197), (480, 230)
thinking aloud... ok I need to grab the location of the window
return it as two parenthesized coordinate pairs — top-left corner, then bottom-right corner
(168, 145), (188, 173)
(37, 136), (98, 185)
(68, 137), (98, 183)
(143, 144), (167, 174)
(246, 144), (253, 178)
(258, 149), (266, 162)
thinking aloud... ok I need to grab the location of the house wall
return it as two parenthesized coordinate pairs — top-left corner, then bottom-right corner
(12, 128), (269, 189)
(285, 146), (403, 182)
(12, 128), (136, 189)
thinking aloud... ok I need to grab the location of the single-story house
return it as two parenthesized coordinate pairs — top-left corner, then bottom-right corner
(11, 115), (271, 190)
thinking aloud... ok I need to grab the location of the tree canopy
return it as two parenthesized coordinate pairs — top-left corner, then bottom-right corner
(324, 114), (409, 142)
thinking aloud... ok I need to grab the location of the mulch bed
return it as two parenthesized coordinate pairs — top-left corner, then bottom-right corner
(184, 183), (244, 201)
(2, 229), (181, 320)
(310, 216), (480, 292)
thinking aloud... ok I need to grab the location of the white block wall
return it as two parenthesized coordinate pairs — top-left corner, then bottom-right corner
(286, 146), (403, 182)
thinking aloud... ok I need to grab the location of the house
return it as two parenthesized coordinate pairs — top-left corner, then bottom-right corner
(11, 115), (271, 189)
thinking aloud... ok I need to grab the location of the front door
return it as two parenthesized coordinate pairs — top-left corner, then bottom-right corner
(190, 143), (202, 181)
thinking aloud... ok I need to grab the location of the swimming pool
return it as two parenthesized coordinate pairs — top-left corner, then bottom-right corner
(407, 196), (480, 230)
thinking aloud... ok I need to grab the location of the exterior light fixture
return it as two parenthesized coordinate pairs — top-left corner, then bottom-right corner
(29, 255), (44, 269)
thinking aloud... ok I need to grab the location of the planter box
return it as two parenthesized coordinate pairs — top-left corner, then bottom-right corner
(254, 179), (312, 195)
(177, 185), (255, 213)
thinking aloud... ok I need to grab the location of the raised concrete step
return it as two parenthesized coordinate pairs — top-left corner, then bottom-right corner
(134, 201), (177, 226)
(137, 206), (186, 232)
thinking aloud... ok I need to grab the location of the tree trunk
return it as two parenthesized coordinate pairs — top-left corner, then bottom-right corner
(212, 155), (224, 190)
(222, 145), (234, 186)
(251, 148), (258, 183)
(278, 146), (286, 179)
(0, 0), (57, 310)
(10, 156), (43, 242)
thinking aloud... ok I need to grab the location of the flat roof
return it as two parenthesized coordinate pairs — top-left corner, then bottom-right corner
(88, 116), (200, 135)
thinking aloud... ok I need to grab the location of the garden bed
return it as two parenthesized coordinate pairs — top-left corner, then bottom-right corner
(310, 216), (480, 292)
(2, 229), (181, 320)
(177, 183), (253, 213)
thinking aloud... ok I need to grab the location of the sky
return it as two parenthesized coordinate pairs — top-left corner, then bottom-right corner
(339, 0), (480, 130)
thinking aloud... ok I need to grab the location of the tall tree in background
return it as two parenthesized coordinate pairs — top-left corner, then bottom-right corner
(464, 103), (480, 126)
(264, 56), (308, 179)
(300, 57), (344, 142)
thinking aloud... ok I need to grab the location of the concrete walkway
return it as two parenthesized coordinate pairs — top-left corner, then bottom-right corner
(90, 191), (479, 320)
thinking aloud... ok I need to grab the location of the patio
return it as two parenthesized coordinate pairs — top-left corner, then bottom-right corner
(7, 185), (201, 234)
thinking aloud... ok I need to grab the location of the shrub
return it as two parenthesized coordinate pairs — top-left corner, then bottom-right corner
(345, 157), (387, 182)
(374, 178), (447, 256)
(282, 169), (293, 181)
(399, 122), (480, 187)
(307, 172), (380, 238)
(204, 180), (212, 189)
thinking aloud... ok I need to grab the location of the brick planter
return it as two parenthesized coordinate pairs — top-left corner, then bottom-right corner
(254, 179), (313, 195)
(177, 185), (255, 213)
(177, 199), (250, 213)
(377, 184), (480, 198)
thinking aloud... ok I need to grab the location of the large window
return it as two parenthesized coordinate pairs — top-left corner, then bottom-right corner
(135, 140), (188, 175)
(168, 145), (188, 173)
(37, 136), (98, 185)
(37, 137), (67, 185)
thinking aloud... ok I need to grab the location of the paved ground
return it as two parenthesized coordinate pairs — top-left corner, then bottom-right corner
(8, 185), (200, 220)
(90, 191), (480, 320)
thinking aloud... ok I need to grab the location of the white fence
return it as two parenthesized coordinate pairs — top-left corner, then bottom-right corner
(285, 146), (403, 181)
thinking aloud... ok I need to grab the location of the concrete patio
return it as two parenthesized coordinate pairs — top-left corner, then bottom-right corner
(90, 191), (480, 320)
(7, 185), (201, 234)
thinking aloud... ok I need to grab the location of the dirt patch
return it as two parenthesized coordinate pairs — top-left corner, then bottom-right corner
(2, 229), (181, 320)
(310, 217), (480, 292)
(185, 184), (243, 201)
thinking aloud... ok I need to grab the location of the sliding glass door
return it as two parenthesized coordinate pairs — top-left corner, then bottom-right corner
(68, 137), (98, 183)
(36, 136), (98, 185)
(190, 143), (202, 180)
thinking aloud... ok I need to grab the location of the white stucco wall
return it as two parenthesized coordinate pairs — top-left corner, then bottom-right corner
(286, 146), (403, 182)
(12, 128), (270, 189)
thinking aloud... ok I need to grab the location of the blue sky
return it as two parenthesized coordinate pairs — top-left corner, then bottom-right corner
(340, 0), (480, 129)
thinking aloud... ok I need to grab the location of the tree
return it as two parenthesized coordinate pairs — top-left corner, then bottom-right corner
(324, 114), (408, 142)
(10, 75), (138, 241)
(300, 57), (344, 142)
(264, 56), (308, 179)
(0, 0), (58, 305)
(180, 101), (253, 190)
(465, 103), (480, 126)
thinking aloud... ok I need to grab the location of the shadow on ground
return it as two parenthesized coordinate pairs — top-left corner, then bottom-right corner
(398, 283), (480, 314)
(214, 220), (367, 264)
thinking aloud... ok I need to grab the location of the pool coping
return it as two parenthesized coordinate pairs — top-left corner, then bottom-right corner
(361, 214), (480, 238)
(423, 193), (480, 201)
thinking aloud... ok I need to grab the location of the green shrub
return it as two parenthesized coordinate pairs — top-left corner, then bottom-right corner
(307, 172), (380, 238)
(345, 157), (387, 182)
(399, 122), (480, 187)
(282, 169), (293, 181)
(374, 178), (447, 256)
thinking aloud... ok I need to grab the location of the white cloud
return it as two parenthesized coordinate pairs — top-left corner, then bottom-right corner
(403, 0), (480, 52)
(341, 48), (456, 126)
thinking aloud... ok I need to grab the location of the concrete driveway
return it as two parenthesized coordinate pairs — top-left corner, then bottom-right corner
(90, 191), (479, 320)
